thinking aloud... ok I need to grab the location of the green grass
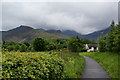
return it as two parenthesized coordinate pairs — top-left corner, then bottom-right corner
(0, 52), (1, 79)
(51, 49), (85, 78)
(81, 52), (119, 79)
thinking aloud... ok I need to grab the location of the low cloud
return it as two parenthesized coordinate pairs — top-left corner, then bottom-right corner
(2, 2), (118, 34)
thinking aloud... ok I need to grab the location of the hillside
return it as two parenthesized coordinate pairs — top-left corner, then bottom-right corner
(2, 25), (69, 42)
(62, 27), (110, 40)
(81, 27), (110, 40)
(1, 25), (110, 42)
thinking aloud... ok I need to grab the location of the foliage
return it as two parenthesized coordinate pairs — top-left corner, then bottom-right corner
(98, 32), (106, 52)
(33, 37), (46, 51)
(14, 44), (20, 51)
(19, 44), (27, 52)
(51, 49), (85, 78)
(2, 36), (91, 52)
(98, 21), (120, 52)
(2, 41), (18, 51)
(68, 36), (84, 52)
(81, 38), (94, 44)
(2, 39), (67, 52)
(2, 51), (64, 79)
(45, 39), (68, 51)
(22, 41), (30, 47)
(27, 45), (34, 52)
(45, 42), (56, 51)
(81, 52), (119, 79)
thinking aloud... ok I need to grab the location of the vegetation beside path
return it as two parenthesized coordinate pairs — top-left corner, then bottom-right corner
(81, 52), (119, 79)
(54, 49), (85, 78)
(2, 50), (85, 79)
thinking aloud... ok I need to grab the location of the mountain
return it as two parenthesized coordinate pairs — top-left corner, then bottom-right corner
(1, 25), (110, 42)
(62, 27), (110, 40)
(46, 29), (62, 34)
(2, 25), (69, 42)
(62, 30), (82, 36)
(82, 27), (110, 40)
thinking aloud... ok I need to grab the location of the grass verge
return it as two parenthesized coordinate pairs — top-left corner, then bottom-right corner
(51, 49), (85, 78)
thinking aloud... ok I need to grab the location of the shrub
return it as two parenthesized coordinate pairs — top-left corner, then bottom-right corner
(68, 36), (84, 52)
(33, 37), (46, 51)
(14, 44), (20, 51)
(22, 41), (30, 47)
(2, 52), (64, 79)
(6, 45), (14, 51)
(20, 44), (27, 52)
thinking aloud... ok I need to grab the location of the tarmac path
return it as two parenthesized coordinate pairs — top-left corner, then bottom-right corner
(81, 56), (110, 79)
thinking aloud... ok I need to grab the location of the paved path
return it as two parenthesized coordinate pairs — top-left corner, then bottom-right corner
(81, 56), (110, 78)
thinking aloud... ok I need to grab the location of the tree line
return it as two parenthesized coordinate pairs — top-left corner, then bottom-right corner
(98, 21), (120, 52)
(2, 37), (94, 52)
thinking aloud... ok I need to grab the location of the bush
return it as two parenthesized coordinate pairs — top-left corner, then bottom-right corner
(68, 36), (84, 52)
(22, 41), (30, 47)
(46, 43), (56, 51)
(27, 45), (34, 52)
(20, 44), (27, 52)
(2, 52), (64, 79)
(14, 44), (20, 51)
(33, 37), (46, 51)
(2, 41), (17, 51)
(7, 45), (14, 51)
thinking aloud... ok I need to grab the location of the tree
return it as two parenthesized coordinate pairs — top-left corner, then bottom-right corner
(33, 37), (46, 51)
(2, 41), (17, 51)
(68, 36), (84, 52)
(27, 45), (34, 52)
(105, 21), (115, 52)
(7, 45), (14, 51)
(112, 23), (120, 52)
(20, 44), (27, 52)
(98, 32), (106, 52)
(98, 21), (120, 52)
(14, 44), (20, 51)
(46, 43), (56, 51)
(23, 41), (30, 47)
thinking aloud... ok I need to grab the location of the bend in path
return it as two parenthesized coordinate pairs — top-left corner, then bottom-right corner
(81, 56), (110, 79)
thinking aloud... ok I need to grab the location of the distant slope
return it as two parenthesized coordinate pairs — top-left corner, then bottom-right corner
(46, 29), (62, 34)
(1, 25), (110, 42)
(62, 30), (83, 37)
(2, 25), (69, 42)
(62, 27), (110, 40)
(82, 27), (110, 40)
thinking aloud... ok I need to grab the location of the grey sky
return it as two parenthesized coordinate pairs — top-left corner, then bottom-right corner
(2, 2), (118, 34)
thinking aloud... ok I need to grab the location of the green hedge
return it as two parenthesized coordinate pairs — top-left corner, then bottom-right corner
(2, 52), (64, 79)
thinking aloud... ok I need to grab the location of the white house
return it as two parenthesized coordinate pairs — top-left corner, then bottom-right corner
(85, 44), (98, 52)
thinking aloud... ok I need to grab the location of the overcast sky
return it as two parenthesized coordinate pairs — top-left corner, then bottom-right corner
(1, 1), (118, 34)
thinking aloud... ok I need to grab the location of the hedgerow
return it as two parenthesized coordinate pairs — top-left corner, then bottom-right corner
(2, 52), (64, 79)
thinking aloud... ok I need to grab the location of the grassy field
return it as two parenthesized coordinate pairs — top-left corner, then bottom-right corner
(52, 49), (85, 78)
(80, 52), (119, 79)
(2, 50), (85, 79)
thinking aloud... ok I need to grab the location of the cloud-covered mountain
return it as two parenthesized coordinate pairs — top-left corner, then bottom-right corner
(61, 27), (110, 40)
(1, 25), (111, 43)
(2, 2), (117, 34)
